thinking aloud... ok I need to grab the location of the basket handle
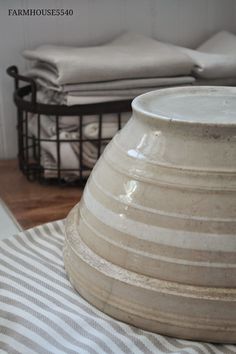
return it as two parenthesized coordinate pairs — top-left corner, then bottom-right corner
(6, 65), (37, 105)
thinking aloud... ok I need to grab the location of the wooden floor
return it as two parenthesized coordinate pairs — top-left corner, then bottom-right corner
(0, 160), (83, 229)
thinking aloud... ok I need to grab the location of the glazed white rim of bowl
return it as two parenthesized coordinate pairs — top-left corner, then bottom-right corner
(132, 86), (236, 127)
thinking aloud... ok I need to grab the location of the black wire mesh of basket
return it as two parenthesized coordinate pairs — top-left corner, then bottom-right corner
(7, 66), (132, 186)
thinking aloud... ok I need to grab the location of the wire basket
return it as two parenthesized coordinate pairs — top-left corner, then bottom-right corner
(7, 66), (132, 186)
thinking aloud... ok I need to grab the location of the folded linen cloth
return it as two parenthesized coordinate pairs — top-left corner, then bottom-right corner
(34, 85), (133, 105)
(33, 75), (195, 92)
(23, 32), (193, 86)
(179, 31), (236, 79)
(36, 82), (195, 106)
(67, 86), (195, 96)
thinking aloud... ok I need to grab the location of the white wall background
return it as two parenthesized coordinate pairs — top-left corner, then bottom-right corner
(0, 0), (235, 158)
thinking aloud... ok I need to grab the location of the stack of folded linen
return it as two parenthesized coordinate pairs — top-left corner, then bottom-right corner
(23, 32), (196, 105)
(24, 30), (236, 105)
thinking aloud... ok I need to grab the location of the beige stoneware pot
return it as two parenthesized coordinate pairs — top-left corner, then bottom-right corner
(64, 86), (236, 343)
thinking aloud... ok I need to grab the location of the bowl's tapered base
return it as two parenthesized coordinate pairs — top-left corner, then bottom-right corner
(63, 206), (236, 344)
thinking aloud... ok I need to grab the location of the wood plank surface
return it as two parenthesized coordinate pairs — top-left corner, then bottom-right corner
(0, 160), (82, 229)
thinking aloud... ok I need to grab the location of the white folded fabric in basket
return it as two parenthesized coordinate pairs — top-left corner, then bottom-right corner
(28, 112), (130, 137)
(83, 122), (122, 139)
(41, 150), (91, 180)
(27, 113), (129, 179)
(40, 131), (105, 171)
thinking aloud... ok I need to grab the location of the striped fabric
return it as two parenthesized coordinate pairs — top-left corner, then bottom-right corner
(1, 221), (236, 354)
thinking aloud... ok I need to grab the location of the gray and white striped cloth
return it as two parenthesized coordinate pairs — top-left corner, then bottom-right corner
(1, 220), (236, 354)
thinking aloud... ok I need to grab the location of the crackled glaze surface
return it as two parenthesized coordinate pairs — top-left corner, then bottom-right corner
(64, 86), (236, 343)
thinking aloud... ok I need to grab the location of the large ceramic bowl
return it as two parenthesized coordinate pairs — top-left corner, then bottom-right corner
(63, 86), (236, 343)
